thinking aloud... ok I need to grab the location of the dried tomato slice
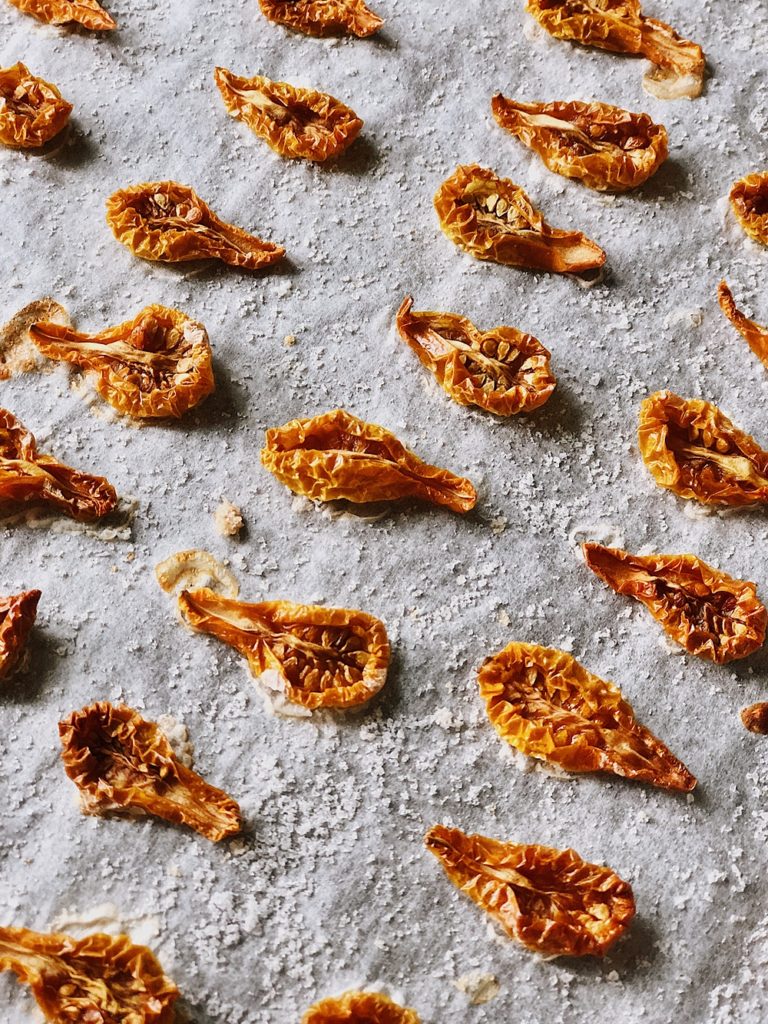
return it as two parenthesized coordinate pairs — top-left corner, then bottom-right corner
(0, 63), (72, 149)
(262, 408), (477, 512)
(478, 641), (696, 791)
(425, 824), (636, 957)
(583, 543), (767, 664)
(0, 408), (117, 522)
(396, 296), (555, 415)
(258, 0), (383, 37)
(0, 589), (40, 681)
(741, 702), (768, 735)
(178, 588), (390, 712)
(7, 0), (115, 29)
(638, 391), (768, 506)
(730, 173), (768, 245)
(59, 702), (243, 842)
(215, 68), (363, 162)
(106, 181), (285, 269)
(303, 990), (421, 1024)
(491, 96), (668, 192)
(718, 282), (768, 370)
(30, 305), (215, 420)
(0, 926), (178, 1023)
(525, 1), (704, 100)
(434, 164), (606, 274)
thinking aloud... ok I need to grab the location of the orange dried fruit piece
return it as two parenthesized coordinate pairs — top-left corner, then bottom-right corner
(8, 0), (115, 29)
(0, 589), (40, 681)
(215, 68), (363, 162)
(425, 824), (636, 957)
(0, 408), (117, 522)
(258, 0), (383, 37)
(106, 181), (285, 270)
(396, 296), (555, 415)
(638, 390), (768, 507)
(583, 542), (767, 664)
(262, 408), (477, 512)
(741, 702), (768, 735)
(29, 304), (214, 420)
(178, 588), (390, 712)
(303, 990), (421, 1024)
(434, 164), (605, 274)
(0, 63), (72, 150)
(525, 1), (704, 101)
(730, 173), (768, 245)
(59, 702), (243, 842)
(478, 641), (696, 791)
(491, 96), (668, 192)
(718, 282), (768, 370)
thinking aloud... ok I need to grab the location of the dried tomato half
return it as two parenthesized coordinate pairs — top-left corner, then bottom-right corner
(215, 68), (363, 162)
(583, 543), (767, 664)
(396, 296), (555, 415)
(0, 63), (72, 149)
(303, 991), (421, 1024)
(525, 1), (704, 100)
(178, 588), (390, 712)
(638, 391), (768, 506)
(30, 305), (214, 420)
(0, 926), (178, 1023)
(0, 408), (117, 522)
(434, 164), (605, 274)
(7, 0), (116, 29)
(262, 408), (477, 512)
(425, 824), (636, 957)
(106, 182), (285, 269)
(741, 702), (768, 735)
(719, 281), (768, 371)
(258, 0), (383, 37)
(730, 172), (768, 245)
(491, 96), (667, 192)
(59, 702), (243, 842)
(0, 589), (40, 681)
(478, 641), (695, 791)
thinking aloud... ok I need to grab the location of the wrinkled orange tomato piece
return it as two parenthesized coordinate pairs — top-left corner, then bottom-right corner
(0, 589), (40, 681)
(434, 164), (605, 274)
(741, 702), (768, 735)
(59, 702), (243, 842)
(7, 0), (115, 28)
(491, 96), (667, 192)
(584, 543), (766, 664)
(526, 1), (704, 100)
(729, 172), (768, 245)
(478, 641), (695, 791)
(106, 181), (285, 269)
(303, 990), (421, 1024)
(179, 588), (390, 711)
(719, 281), (768, 371)
(0, 63), (72, 149)
(396, 296), (555, 415)
(425, 824), (635, 957)
(0, 926), (178, 1024)
(262, 408), (477, 512)
(638, 391), (768, 506)
(30, 305), (214, 420)
(258, 0), (383, 37)
(215, 68), (363, 162)
(0, 408), (117, 521)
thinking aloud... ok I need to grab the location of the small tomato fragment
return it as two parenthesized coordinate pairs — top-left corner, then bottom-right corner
(155, 549), (240, 598)
(0, 589), (40, 681)
(425, 824), (636, 957)
(638, 391), (768, 506)
(215, 68), (363, 162)
(434, 164), (605, 274)
(178, 588), (390, 712)
(7, 0), (116, 29)
(30, 305), (214, 420)
(0, 926), (178, 1023)
(730, 173), (768, 245)
(0, 408), (117, 522)
(0, 63), (72, 149)
(583, 543), (767, 664)
(491, 96), (667, 192)
(478, 641), (695, 791)
(258, 0), (383, 37)
(303, 990), (421, 1024)
(718, 282), (768, 371)
(59, 702), (243, 842)
(396, 296), (555, 415)
(106, 181), (285, 269)
(262, 408), (477, 512)
(741, 702), (768, 735)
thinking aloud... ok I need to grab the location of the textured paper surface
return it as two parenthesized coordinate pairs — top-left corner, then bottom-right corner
(1, 2), (768, 1022)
